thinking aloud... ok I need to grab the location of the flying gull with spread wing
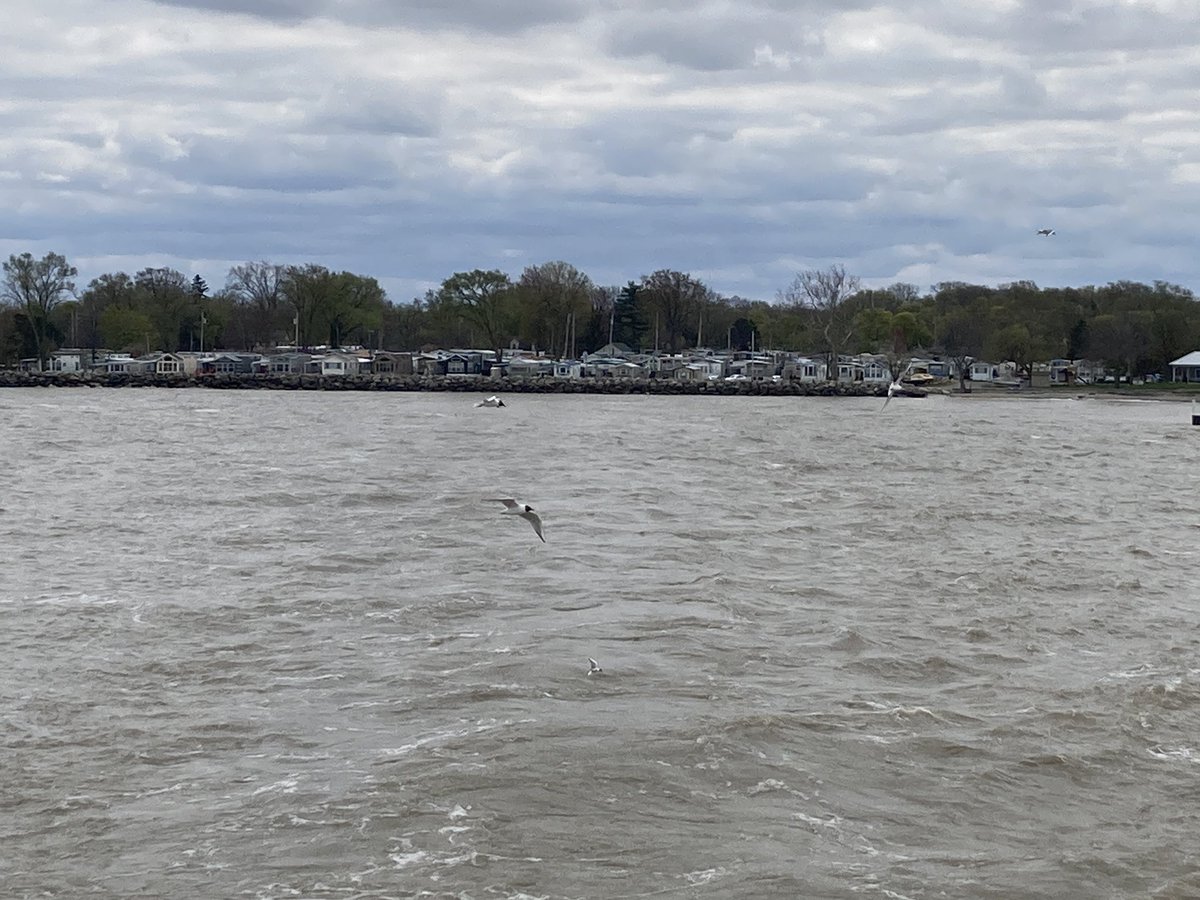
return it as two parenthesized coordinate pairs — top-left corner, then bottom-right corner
(880, 360), (916, 412)
(1036, 228), (1055, 236)
(486, 498), (545, 542)
(475, 395), (506, 408)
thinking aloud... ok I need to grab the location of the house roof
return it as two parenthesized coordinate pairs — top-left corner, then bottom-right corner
(1168, 351), (1200, 367)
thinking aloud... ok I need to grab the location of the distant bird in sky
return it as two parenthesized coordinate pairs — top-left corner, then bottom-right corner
(487, 498), (545, 542)
(588, 657), (603, 676)
(1036, 228), (1055, 236)
(475, 395), (506, 408)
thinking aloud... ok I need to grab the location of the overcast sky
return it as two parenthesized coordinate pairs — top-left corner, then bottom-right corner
(3, 0), (1199, 303)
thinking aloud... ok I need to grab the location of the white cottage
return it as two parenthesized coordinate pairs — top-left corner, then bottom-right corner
(47, 349), (86, 373)
(1169, 351), (1200, 383)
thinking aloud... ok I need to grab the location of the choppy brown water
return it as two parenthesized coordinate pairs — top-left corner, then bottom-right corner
(2, 388), (1198, 899)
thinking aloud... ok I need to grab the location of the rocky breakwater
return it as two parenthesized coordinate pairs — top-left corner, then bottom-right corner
(0, 369), (911, 398)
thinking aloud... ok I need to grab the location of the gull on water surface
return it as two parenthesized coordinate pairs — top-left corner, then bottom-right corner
(475, 395), (506, 408)
(486, 498), (545, 542)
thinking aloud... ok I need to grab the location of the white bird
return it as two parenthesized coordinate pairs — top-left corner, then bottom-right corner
(588, 657), (603, 676)
(880, 379), (902, 411)
(486, 498), (545, 542)
(475, 395), (506, 408)
(881, 359), (916, 411)
(1036, 228), (1055, 236)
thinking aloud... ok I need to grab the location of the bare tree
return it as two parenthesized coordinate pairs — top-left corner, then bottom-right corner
(1, 251), (77, 368)
(779, 264), (860, 380)
(226, 261), (287, 349)
(937, 308), (986, 392)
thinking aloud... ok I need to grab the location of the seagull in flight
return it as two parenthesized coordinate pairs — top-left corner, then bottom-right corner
(880, 360), (915, 411)
(486, 498), (545, 542)
(1036, 228), (1055, 236)
(588, 657), (603, 676)
(475, 395), (506, 408)
(880, 379), (902, 411)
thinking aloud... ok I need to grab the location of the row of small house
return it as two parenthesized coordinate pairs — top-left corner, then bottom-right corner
(34, 345), (1026, 384)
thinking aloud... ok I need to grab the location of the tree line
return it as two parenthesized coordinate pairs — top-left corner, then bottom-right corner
(3, 251), (1198, 383)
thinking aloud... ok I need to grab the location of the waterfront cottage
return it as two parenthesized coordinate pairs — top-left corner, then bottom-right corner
(308, 352), (361, 376)
(507, 356), (555, 378)
(783, 358), (826, 382)
(836, 358), (864, 383)
(651, 354), (688, 378)
(860, 356), (890, 385)
(47, 349), (87, 373)
(199, 352), (261, 375)
(444, 351), (486, 376)
(583, 357), (646, 379)
(94, 353), (143, 374)
(261, 352), (312, 374)
(372, 351), (414, 376)
(1169, 351), (1200, 382)
(969, 360), (1003, 382)
(592, 342), (635, 359)
(676, 360), (724, 382)
(727, 356), (776, 380)
(138, 352), (187, 375)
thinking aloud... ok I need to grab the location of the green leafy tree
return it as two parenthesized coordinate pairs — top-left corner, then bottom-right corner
(640, 269), (711, 353)
(515, 261), (593, 357)
(438, 269), (515, 361)
(99, 306), (156, 354)
(281, 264), (337, 348)
(78, 273), (137, 351)
(133, 267), (191, 351)
(1, 251), (77, 367)
(579, 284), (619, 353)
(611, 282), (645, 349)
(0, 307), (22, 367)
(988, 323), (1045, 382)
(729, 316), (756, 351)
(323, 272), (386, 348)
(1089, 311), (1153, 380)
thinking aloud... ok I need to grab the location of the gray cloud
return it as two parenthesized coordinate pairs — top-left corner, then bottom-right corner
(148, 0), (592, 32)
(2, 0), (1199, 307)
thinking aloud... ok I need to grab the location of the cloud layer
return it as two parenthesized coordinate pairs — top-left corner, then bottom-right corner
(3, 0), (1199, 302)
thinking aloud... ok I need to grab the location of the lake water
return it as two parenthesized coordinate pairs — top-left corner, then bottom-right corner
(2, 387), (1198, 899)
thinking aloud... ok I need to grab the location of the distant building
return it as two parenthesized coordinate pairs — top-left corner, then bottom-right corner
(1169, 351), (1200, 382)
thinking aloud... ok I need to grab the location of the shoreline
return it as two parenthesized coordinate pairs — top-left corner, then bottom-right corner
(0, 370), (1195, 400)
(0, 370), (892, 396)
